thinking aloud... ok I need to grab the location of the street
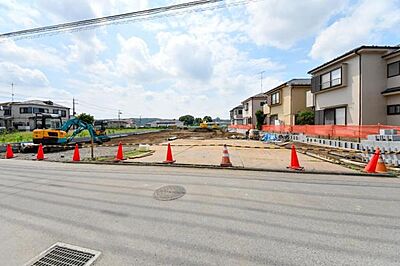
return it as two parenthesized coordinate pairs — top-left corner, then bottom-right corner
(0, 160), (399, 265)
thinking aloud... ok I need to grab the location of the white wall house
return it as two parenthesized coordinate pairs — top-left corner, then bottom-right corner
(308, 45), (400, 125)
(241, 93), (267, 126)
(0, 100), (70, 130)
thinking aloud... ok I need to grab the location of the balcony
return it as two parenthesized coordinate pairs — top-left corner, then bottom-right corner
(263, 104), (271, 114)
(306, 91), (314, 108)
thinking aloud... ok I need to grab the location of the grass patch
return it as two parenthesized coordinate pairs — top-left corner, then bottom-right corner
(0, 131), (33, 144)
(124, 149), (150, 158)
(0, 127), (161, 143)
(93, 149), (152, 162)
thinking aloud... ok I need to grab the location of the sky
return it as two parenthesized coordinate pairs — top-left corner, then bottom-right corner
(0, 0), (399, 119)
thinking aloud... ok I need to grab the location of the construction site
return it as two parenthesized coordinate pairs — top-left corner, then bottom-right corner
(2, 123), (396, 176)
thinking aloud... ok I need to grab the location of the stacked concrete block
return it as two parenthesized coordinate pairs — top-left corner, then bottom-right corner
(361, 130), (400, 166)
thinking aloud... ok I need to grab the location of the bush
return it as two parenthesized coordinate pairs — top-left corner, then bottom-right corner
(296, 110), (314, 125)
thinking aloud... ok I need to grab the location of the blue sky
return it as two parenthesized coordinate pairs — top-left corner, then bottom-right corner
(0, 0), (399, 119)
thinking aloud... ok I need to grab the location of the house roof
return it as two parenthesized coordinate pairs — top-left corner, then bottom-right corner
(265, 78), (311, 94)
(383, 48), (400, 59)
(229, 105), (243, 112)
(241, 92), (267, 104)
(308, 45), (399, 74)
(0, 100), (69, 109)
(382, 86), (400, 95)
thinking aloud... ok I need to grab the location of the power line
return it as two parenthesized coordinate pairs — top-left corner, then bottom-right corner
(0, 0), (262, 41)
(0, 0), (222, 40)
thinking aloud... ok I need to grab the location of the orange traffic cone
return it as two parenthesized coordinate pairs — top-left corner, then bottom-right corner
(163, 143), (175, 164)
(5, 144), (14, 159)
(36, 144), (45, 161)
(375, 154), (387, 173)
(72, 144), (80, 162)
(220, 144), (233, 167)
(115, 142), (124, 161)
(364, 148), (380, 173)
(287, 145), (304, 170)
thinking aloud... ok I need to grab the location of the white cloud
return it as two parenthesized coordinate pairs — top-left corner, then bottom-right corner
(245, 0), (347, 48)
(0, 39), (67, 70)
(310, 0), (400, 60)
(0, 62), (49, 87)
(0, 0), (41, 29)
(67, 33), (107, 65)
(156, 32), (214, 81)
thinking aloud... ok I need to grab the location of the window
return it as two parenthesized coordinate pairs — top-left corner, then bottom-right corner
(388, 61), (400, 78)
(324, 109), (335, 125)
(320, 67), (342, 89)
(52, 109), (59, 114)
(4, 109), (11, 116)
(271, 91), (280, 105)
(244, 103), (249, 111)
(324, 106), (346, 125)
(331, 68), (341, 86)
(260, 102), (265, 106)
(33, 108), (49, 114)
(387, 105), (400, 115)
(238, 109), (242, 115)
(321, 73), (331, 89)
(20, 107), (32, 114)
(61, 110), (67, 117)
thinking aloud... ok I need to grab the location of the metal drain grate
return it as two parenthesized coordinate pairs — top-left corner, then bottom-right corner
(25, 242), (101, 266)
(154, 185), (186, 201)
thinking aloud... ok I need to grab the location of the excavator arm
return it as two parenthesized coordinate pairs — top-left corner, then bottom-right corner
(61, 118), (103, 144)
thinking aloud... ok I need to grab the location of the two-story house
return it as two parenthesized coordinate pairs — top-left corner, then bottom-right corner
(241, 92), (267, 125)
(0, 100), (71, 130)
(381, 49), (400, 125)
(308, 45), (399, 125)
(229, 105), (244, 125)
(263, 79), (311, 125)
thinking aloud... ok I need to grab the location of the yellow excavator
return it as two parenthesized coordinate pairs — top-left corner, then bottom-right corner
(32, 113), (110, 145)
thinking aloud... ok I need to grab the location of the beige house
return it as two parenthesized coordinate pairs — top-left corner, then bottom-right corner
(241, 93), (267, 125)
(263, 79), (311, 125)
(308, 45), (400, 125)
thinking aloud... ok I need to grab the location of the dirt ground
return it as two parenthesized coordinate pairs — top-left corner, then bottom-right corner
(108, 129), (234, 145)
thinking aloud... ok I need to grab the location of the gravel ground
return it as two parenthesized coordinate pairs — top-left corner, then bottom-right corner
(14, 145), (139, 162)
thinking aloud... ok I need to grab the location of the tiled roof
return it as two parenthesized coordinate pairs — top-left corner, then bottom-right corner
(0, 100), (69, 109)
(308, 45), (399, 74)
(382, 86), (400, 95)
(265, 78), (311, 94)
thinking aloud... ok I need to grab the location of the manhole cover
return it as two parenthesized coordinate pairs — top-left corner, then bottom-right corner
(25, 242), (101, 266)
(154, 185), (186, 201)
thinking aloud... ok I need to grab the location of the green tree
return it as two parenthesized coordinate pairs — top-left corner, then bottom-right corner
(203, 116), (212, 122)
(76, 113), (94, 125)
(179, 115), (195, 126)
(194, 118), (203, 125)
(296, 110), (314, 125)
(255, 110), (266, 130)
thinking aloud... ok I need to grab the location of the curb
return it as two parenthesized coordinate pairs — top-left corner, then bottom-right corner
(60, 160), (396, 178)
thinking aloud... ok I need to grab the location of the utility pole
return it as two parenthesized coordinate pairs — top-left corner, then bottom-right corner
(72, 98), (76, 116)
(258, 71), (265, 93)
(11, 83), (15, 102)
(139, 115), (142, 127)
(118, 110), (122, 128)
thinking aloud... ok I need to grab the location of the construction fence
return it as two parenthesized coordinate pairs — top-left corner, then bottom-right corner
(261, 125), (400, 139)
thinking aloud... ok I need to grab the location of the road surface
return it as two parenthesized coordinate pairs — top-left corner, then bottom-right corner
(0, 160), (399, 265)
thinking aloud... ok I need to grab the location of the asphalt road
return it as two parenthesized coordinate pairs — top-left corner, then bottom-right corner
(0, 160), (399, 265)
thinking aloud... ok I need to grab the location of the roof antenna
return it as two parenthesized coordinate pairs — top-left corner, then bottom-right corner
(258, 71), (265, 93)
